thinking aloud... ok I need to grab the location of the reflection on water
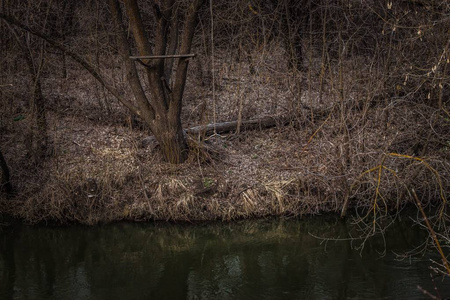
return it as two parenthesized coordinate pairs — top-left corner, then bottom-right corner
(0, 216), (449, 300)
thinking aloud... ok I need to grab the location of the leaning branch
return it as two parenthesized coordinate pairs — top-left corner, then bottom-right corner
(0, 13), (139, 115)
(171, 0), (205, 114)
(109, 0), (155, 122)
(129, 54), (196, 59)
(131, 54), (195, 71)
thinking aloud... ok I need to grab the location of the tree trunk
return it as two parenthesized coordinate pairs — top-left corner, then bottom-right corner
(24, 42), (48, 164)
(110, 0), (203, 164)
(25, 63), (48, 165)
(8, 25), (48, 164)
(0, 150), (12, 194)
(279, 0), (307, 72)
(154, 119), (189, 163)
(1, 0), (204, 165)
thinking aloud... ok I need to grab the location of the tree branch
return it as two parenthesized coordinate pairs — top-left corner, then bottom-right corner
(171, 0), (205, 117)
(0, 12), (140, 116)
(165, 5), (179, 83)
(109, 0), (155, 123)
(123, 0), (153, 59)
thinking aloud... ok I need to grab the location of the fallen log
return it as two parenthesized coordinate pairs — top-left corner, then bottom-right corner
(141, 115), (294, 148)
(185, 115), (293, 136)
(141, 102), (335, 149)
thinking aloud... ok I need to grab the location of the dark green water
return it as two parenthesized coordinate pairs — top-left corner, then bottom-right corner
(0, 216), (449, 300)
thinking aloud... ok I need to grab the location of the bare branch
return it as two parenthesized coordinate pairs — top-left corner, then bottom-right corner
(0, 12), (140, 115)
(109, 0), (155, 122)
(130, 54), (196, 59)
(171, 0), (205, 116)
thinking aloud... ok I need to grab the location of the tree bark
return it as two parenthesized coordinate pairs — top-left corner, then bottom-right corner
(186, 115), (293, 136)
(153, 120), (189, 163)
(0, 150), (12, 194)
(27, 71), (48, 164)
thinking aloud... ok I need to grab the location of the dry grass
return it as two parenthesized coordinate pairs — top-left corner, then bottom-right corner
(0, 41), (449, 226)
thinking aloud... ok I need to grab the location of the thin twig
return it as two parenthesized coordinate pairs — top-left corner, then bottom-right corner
(412, 189), (450, 277)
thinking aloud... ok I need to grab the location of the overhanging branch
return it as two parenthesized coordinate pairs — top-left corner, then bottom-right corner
(131, 54), (196, 69)
(129, 54), (196, 59)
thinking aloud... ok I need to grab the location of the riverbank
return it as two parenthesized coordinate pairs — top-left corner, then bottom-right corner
(1, 96), (449, 225)
(1, 36), (449, 226)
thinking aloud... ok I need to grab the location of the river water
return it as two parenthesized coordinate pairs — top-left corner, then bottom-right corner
(1, 215), (449, 300)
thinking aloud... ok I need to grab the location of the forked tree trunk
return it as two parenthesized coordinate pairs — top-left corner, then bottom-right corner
(110, 0), (203, 164)
(1, 0), (203, 164)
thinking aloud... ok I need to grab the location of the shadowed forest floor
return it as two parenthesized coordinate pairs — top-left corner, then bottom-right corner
(1, 47), (449, 225)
